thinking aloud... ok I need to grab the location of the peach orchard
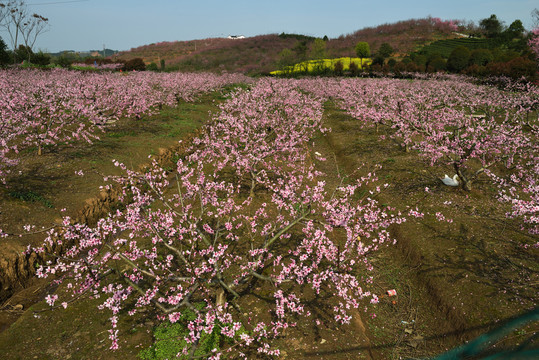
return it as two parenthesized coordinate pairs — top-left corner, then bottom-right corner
(0, 69), (537, 357)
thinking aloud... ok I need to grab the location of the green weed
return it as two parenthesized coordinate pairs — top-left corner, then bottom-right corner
(138, 303), (249, 360)
(8, 190), (54, 208)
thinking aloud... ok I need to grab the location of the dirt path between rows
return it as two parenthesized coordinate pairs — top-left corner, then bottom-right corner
(320, 116), (460, 354)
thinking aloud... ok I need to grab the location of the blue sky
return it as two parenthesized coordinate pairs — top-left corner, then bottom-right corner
(2, 0), (538, 52)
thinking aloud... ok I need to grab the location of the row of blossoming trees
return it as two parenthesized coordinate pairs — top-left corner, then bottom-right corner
(0, 68), (250, 182)
(6, 71), (538, 357)
(296, 75), (538, 236)
(32, 78), (405, 357)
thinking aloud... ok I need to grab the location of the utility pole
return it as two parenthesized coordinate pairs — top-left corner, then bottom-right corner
(103, 43), (105, 58)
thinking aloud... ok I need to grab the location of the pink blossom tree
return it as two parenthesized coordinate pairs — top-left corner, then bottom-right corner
(490, 125), (539, 239)
(190, 79), (325, 197)
(32, 81), (402, 357)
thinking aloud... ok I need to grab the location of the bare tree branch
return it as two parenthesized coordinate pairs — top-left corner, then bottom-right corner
(0, 1), (49, 62)
(0, 1), (27, 50)
(21, 12), (49, 59)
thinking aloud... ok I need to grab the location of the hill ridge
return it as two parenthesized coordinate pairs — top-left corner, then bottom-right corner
(113, 16), (467, 74)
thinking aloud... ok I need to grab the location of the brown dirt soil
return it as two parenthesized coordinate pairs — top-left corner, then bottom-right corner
(0, 92), (537, 360)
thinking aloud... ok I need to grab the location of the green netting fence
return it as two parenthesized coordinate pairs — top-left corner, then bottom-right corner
(430, 307), (538, 360)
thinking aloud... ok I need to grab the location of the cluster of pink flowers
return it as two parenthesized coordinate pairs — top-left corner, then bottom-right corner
(489, 127), (539, 238)
(430, 17), (459, 32)
(32, 78), (403, 356)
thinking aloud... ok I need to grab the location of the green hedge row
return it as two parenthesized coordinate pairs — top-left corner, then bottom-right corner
(419, 38), (491, 57)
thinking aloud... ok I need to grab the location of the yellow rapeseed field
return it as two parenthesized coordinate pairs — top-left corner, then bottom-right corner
(270, 57), (372, 75)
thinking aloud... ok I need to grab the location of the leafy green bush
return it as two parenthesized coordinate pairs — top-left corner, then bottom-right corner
(349, 61), (359, 76)
(122, 58), (146, 71)
(463, 64), (487, 77)
(278, 33), (316, 41)
(31, 51), (51, 66)
(485, 56), (537, 81)
(333, 60), (344, 75)
(146, 62), (159, 71)
(469, 48), (493, 66)
(0, 36), (11, 66)
(447, 46), (471, 72)
(14, 45), (33, 63)
(372, 54), (385, 66)
(427, 56), (447, 72)
(355, 41), (371, 61)
(377, 42), (394, 58)
(54, 54), (73, 68)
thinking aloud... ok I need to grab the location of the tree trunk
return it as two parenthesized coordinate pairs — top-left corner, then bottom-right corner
(216, 288), (226, 307)
(249, 171), (256, 198)
(453, 163), (471, 191)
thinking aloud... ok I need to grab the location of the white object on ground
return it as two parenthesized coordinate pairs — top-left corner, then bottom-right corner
(441, 174), (460, 187)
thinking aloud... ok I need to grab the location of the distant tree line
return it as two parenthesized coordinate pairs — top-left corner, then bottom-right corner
(274, 12), (539, 82)
(0, 39), (151, 71)
(0, 0), (151, 71)
(381, 14), (537, 81)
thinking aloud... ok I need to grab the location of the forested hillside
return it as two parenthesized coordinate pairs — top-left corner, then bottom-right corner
(112, 17), (465, 74)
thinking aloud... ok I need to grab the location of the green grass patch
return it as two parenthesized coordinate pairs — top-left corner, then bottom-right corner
(419, 38), (491, 57)
(106, 130), (138, 138)
(20, 142), (66, 155)
(8, 190), (54, 208)
(138, 303), (250, 360)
